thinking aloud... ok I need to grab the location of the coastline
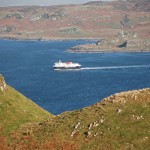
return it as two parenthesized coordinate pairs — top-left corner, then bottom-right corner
(0, 35), (99, 41)
(67, 49), (150, 53)
(67, 38), (150, 53)
(0, 36), (150, 53)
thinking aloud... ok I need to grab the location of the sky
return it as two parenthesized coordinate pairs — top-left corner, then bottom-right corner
(0, 0), (114, 7)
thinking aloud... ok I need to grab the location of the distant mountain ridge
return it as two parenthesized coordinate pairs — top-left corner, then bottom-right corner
(83, 1), (107, 6)
(0, 0), (149, 40)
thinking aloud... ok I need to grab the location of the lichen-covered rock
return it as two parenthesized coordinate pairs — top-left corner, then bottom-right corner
(0, 74), (7, 92)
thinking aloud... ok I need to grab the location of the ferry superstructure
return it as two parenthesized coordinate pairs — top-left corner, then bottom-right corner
(53, 60), (81, 69)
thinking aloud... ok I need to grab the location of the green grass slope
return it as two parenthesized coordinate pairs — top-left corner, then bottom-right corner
(24, 88), (150, 150)
(0, 85), (54, 134)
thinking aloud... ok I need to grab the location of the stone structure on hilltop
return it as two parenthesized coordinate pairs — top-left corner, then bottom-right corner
(0, 74), (7, 92)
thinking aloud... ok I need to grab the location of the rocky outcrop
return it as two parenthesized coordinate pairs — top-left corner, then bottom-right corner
(102, 88), (150, 103)
(127, 0), (150, 12)
(68, 37), (150, 53)
(0, 74), (7, 92)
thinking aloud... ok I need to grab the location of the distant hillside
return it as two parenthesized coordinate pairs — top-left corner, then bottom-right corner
(127, 0), (150, 12)
(0, 0), (149, 40)
(0, 74), (54, 134)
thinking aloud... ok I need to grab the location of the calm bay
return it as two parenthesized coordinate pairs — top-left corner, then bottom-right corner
(0, 39), (150, 115)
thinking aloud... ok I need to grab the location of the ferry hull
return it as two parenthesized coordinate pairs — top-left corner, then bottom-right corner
(54, 66), (81, 69)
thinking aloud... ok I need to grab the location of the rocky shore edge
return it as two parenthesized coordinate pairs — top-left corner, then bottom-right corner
(67, 38), (150, 53)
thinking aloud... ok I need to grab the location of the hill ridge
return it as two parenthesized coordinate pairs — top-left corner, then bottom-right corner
(16, 88), (150, 149)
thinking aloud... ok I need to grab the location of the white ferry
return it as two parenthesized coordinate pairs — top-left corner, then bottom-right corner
(53, 60), (81, 69)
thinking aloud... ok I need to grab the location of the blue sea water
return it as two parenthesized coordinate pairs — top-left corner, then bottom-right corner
(0, 39), (150, 115)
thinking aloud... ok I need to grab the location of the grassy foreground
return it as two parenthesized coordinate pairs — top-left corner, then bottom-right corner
(0, 85), (54, 134)
(17, 88), (150, 150)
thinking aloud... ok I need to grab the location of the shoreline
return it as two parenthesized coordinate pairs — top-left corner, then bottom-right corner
(0, 36), (150, 53)
(67, 49), (150, 53)
(0, 36), (99, 41)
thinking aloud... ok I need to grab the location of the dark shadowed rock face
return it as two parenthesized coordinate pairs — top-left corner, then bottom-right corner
(0, 74), (7, 92)
(118, 41), (127, 48)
